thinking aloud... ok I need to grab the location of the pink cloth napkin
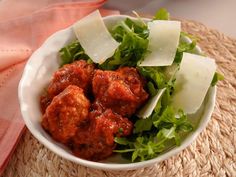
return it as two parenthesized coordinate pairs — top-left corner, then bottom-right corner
(0, 0), (119, 175)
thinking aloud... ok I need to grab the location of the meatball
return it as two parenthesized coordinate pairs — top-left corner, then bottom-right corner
(48, 60), (95, 97)
(92, 67), (148, 117)
(40, 60), (95, 112)
(40, 93), (51, 113)
(41, 85), (90, 144)
(72, 109), (133, 161)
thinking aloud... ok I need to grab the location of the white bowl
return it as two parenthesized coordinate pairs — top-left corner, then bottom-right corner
(18, 15), (216, 170)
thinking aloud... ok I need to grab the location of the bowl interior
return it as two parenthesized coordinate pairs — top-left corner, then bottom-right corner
(18, 15), (216, 170)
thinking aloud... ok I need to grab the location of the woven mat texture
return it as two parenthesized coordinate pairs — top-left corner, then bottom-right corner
(2, 19), (236, 177)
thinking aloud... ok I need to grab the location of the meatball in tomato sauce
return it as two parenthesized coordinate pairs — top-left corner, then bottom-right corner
(40, 60), (95, 112)
(42, 85), (90, 144)
(72, 109), (133, 161)
(40, 62), (148, 161)
(92, 67), (148, 117)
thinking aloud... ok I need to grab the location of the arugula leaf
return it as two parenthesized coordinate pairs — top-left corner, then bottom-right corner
(157, 127), (176, 141)
(138, 66), (166, 89)
(160, 88), (171, 110)
(134, 117), (153, 133)
(114, 137), (130, 145)
(154, 107), (193, 132)
(114, 149), (136, 153)
(153, 8), (170, 20)
(132, 150), (139, 162)
(174, 32), (197, 63)
(124, 18), (149, 39)
(211, 72), (224, 86)
(59, 40), (89, 66)
(177, 40), (196, 53)
(153, 106), (175, 128)
(175, 110), (193, 132)
(174, 132), (181, 146)
(147, 82), (158, 97)
(99, 18), (149, 70)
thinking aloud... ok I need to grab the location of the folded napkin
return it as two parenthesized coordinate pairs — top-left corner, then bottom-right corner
(0, 0), (119, 175)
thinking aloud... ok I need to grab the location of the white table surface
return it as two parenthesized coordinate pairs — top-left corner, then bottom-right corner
(105, 0), (236, 38)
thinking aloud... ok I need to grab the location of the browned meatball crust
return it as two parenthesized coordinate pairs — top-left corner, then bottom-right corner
(71, 109), (133, 161)
(92, 67), (148, 117)
(40, 60), (95, 113)
(42, 85), (90, 144)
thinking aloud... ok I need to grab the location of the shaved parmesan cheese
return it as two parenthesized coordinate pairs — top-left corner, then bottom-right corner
(171, 53), (216, 114)
(139, 20), (180, 66)
(73, 10), (119, 64)
(137, 88), (166, 119)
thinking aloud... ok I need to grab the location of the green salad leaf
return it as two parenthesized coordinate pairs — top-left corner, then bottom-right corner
(59, 40), (89, 66)
(137, 64), (177, 108)
(99, 18), (149, 70)
(133, 117), (153, 133)
(174, 32), (197, 63)
(114, 105), (193, 162)
(114, 137), (130, 145)
(211, 72), (224, 86)
(138, 66), (166, 90)
(153, 8), (170, 20)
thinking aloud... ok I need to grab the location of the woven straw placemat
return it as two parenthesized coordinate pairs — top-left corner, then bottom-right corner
(2, 19), (236, 177)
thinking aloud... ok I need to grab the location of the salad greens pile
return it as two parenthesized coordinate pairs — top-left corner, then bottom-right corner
(59, 41), (89, 66)
(99, 18), (149, 70)
(59, 9), (223, 162)
(114, 107), (193, 161)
